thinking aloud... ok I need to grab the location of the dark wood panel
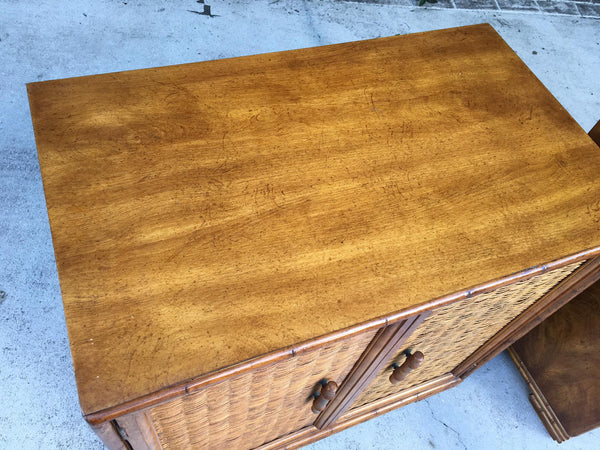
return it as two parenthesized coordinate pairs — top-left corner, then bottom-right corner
(511, 281), (600, 438)
(589, 119), (600, 144)
(508, 347), (570, 442)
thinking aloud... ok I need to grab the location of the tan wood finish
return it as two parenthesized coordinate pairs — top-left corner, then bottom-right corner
(90, 422), (129, 450)
(27, 23), (600, 418)
(390, 351), (424, 385)
(114, 412), (161, 450)
(78, 252), (597, 426)
(311, 381), (338, 414)
(27, 23), (600, 449)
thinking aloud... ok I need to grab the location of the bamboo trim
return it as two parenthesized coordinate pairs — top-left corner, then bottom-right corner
(507, 347), (570, 442)
(146, 329), (378, 449)
(529, 394), (568, 443)
(453, 255), (600, 378)
(353, 262), (579, 408)
(314, 312), (429, 429)
(257, 374), (461, 450)
(85, 247), (600, 425)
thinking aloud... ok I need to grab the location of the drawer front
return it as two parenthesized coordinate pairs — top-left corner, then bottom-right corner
(146, 328), (378, 449)
(353, 261), (582, 408)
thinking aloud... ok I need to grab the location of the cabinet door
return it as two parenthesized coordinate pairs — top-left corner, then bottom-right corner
(314, 312), (430, 429)
(352, 261), (582, 409)
(144, 329), (378, 449)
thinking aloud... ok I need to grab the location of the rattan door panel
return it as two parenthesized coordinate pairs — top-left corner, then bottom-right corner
(352, 261), (582, 409)
(146, 328), (378, 449)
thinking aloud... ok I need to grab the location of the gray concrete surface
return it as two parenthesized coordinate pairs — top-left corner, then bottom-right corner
(349, 0), (600, 19)
(0, 1), (599, 449)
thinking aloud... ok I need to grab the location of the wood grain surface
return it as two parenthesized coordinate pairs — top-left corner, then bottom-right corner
(511, 280), (600, 438)
(27, 23), (600, 416)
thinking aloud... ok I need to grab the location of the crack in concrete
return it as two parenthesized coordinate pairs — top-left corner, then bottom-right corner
(425, 400), (468, 450)
(302, 0), (323, 45)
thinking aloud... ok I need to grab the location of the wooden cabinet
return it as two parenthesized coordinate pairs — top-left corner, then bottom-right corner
(27, 24), (600, 449)
(353, 263), (582, 409)
(99, 261), (599, 449)
(507, 122), (600, 443)
(509, 279), (600, 442)
(146, 329), (379, 449)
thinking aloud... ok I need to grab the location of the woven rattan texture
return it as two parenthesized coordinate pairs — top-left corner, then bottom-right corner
(147, 329), (378, 449)
(353, 262), (582, 408)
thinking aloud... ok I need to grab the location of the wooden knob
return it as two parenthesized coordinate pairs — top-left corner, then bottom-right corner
(311, 380), (338, 414)
(389, 351), (424, 385)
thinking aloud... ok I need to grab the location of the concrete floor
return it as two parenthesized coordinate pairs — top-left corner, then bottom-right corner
(1, 1), (599, 449)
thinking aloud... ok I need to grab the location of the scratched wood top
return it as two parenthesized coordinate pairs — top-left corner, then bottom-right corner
(28, 24), (600, 415)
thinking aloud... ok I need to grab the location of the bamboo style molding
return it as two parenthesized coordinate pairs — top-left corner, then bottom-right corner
(26, 23), (600, 449)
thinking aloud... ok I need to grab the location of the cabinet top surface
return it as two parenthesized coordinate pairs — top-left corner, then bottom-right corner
(28, 23), (600, 415)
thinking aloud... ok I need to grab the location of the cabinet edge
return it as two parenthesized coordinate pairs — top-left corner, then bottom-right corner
(506, 347), (570, 442)
(453, 255), (600, 379)
(89, 420), (130, 450)
(112, 411), (162, 450)
(84, 248), (600, 425)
